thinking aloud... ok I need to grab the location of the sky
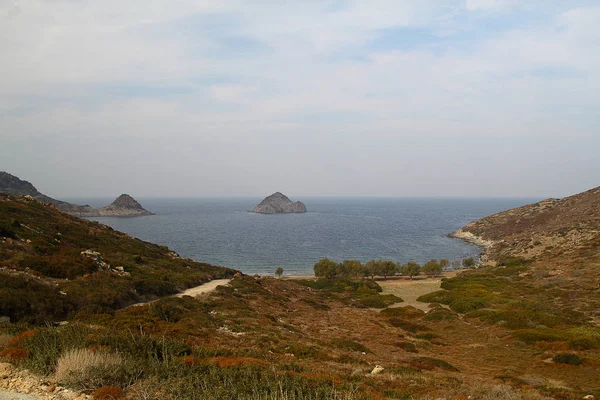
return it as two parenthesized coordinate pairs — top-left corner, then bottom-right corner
(0, 0), (599, 198)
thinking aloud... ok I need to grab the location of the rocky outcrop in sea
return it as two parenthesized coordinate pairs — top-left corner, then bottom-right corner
(253, 192), (306, 214)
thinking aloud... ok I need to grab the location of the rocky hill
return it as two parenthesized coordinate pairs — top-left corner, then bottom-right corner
(253, 192), (306, 214)
(452, 186), (600, 264)
(0, 171), (95, 216)
(0, 172), (153, 217)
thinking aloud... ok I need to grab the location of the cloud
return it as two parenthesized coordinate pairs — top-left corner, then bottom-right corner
(0, 1), (599, 196)
(464, 0), (517, 11)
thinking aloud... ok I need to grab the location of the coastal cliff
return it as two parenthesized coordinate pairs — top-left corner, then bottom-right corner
(253, 192), (307, 214)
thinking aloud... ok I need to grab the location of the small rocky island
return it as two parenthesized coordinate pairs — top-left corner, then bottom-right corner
(253, 192), (307, 214)
(90, 194), (154, 217)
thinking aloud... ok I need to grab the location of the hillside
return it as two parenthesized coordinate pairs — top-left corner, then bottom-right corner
(454, 186), (600, 261)
(452, 186), (600, 292)
(1, 190), (600, 399)
(0, 194), (234, 323)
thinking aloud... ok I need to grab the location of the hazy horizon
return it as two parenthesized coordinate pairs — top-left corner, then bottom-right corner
(1, 1), (599, 198)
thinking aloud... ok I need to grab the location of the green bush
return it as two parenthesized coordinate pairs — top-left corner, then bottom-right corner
(381, 306), (425, 319)
(415, 333), (440, 341)
(388, 318), (428, 333)
(21, 324), (93, 375)
(424, 309), (456, 321)
(552, 353), (584, 365)
(449, 298), (487, 314)
(330, 338), (370, 353)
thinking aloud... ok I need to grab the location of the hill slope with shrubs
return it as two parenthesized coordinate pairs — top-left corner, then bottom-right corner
(0, 194), (235, 323)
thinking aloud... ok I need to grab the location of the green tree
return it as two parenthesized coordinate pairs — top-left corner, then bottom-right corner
(452, 260), (461, 269)
(401, 262), (421, 280)
(439, 258), (449, 270)
(341, 260), (363, 278)
(364, 260), (377, 280)
(275, 267), (283, 278)
(462, 257), (476, 268)
(378, 260), (397, 279)
(421, 260), (442, 277)
(314, 258), (339, 279)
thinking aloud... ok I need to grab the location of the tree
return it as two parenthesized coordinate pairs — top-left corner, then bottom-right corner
(421, 260), (442, 277)
(462, 257), (476, 268)
(314, 258), (339, 279)
(378, 260), (397, 279)
(452, 260), (461, 269)
(275, 267), (283, 278)
(365, 260), (378, 280)
(401, 262), (421, 280)
(342, 260), (363, 278)
(440, 258), (449, 270)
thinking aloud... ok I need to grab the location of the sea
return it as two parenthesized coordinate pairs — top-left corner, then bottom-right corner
(65, 197), (537, 276)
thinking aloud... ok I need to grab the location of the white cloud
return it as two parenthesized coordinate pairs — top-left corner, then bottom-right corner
(1, 1), (599, 196)
(464, 0), (517, 11)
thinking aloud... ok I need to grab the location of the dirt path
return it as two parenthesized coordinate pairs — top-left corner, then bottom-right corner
(378, 272), (457, 311)
(128, 279), (232, 308)
(175, 279), (231, 297)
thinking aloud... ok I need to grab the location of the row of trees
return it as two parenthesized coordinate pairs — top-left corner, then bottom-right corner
(313, 257), (476, 280)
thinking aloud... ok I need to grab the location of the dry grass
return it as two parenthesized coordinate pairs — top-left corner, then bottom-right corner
(0, 334), (12, 350)
(428, 382), (553, 400)
(55, 348), (125, 388)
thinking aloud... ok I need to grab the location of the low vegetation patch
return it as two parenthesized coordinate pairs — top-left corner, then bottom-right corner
(55, 348), (135, 389)
(552, 353), (584, 365)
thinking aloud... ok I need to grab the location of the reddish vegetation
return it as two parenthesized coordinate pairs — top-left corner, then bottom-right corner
(0, 347), (28, 362)
(9, 330), (38, 346)
(91, 386), (125, 399)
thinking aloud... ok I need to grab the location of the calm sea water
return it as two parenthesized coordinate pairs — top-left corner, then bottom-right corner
(66, 197), (536, 276)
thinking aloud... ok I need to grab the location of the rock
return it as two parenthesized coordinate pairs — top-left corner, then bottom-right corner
(370, 365), (384, 375)
(583, 396), (595, 400)
(89, 194), (154, 217)
(253, 192), (306, 214)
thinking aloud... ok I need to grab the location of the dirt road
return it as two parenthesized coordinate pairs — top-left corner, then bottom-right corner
(175, 279), (231, 297)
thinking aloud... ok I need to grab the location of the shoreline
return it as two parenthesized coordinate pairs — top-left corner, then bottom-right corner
(449, 228), (496, 265)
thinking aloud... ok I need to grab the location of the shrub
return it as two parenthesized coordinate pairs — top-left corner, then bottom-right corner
(0, 223), (16, 239)
(410, 356), (458, 371)
(381, 306), (425, 319)
(514, 329), (562, 344)
(330, 338), (370, 353)
(55, 348), (135, 389)
(357, 294), (401, 308)
(415, 333), (440, 341)
(395, 342), (418, 353)
(552, 353), (584, 365)
(462, 257), (476, 267)
(0, 334), (12, 350)
(0, 347), (28, 362)
(21, 324), (92, 375)
(92, 386), (125, 399)
(424, 309), (457, 321)
(388, 318), (428, 333)
(449, 298), (487, 314)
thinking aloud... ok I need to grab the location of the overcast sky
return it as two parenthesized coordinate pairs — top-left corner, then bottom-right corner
(1, 0), (599, 198)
